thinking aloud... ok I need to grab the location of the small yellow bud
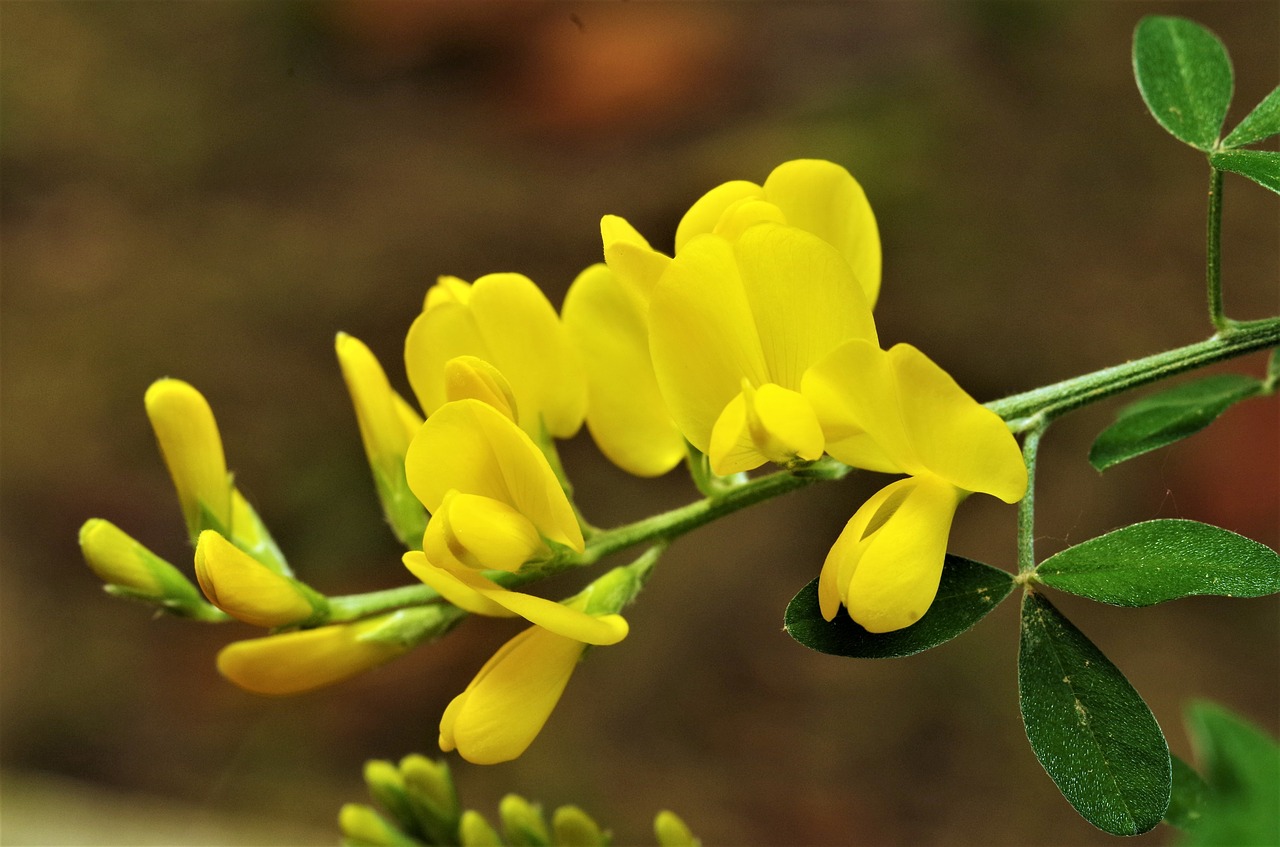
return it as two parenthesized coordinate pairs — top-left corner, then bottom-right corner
(399, 754), (458, 823)
(552, 805), (607, 847)
(498, 794), (549, 846)
(443, 355), (519, 423)
(194, 530), (322, 628)
(144, 379), (232, 539)
(79, 519), (167, 597)
(458, 810), (502, 847)
(654, 810), (700, 847)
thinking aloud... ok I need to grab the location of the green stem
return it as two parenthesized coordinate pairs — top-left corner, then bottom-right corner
(1016, 422), (1047, 576)
(1206, 167), (1227, 333)
(987, 317), (1280, 430)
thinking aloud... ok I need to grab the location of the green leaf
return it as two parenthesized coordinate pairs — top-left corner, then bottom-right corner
(1222, 85), (1280, 148)
(1182, 701), (1280, 846)
(1018, 592), (1171, 835)
(783, 555), (1014, 659)
(1210, 149), (1280, 194)
(1166, 754), (1209, 831)
(1133, 16), (1234, 150)
(1036, 519), (1280, 606)
(1088, 374), (1262, 471)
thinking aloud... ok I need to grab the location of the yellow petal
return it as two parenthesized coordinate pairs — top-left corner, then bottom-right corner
(217, 615), (405, 696)
(478, 591), (628, 645)
(761, 159), (882, 308)
(888, 344), (1028, 503)
(648, 233), (769, 454)
(144, 378), (232, 536)
(425, 275), (472, 310)
(600, 215), (671, 310)
(707, 382), (823, 475)
(837, 475), (963, 633)
(802, 339), (915, 474)
(405, 400), (584, 551)
(336, 332), (423, 480)
(194, 530), (315, 627)
(402, 550), (513, 617)
(731, 223), (877, 389)
(674, 179), (763, 252)
(441, 490), (547, 573)
(709, 197), (787, 242)
(562, 263), (684, 477)
(444, 355), (519, 424)
(441, 624), (587, 764)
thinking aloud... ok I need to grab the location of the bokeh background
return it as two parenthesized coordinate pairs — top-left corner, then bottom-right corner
(2, 2), (1277, 845)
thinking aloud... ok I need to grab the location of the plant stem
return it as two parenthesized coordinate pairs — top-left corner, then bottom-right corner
(1206, 167), (1227, 333)
(988, 317), (1280, 430)
(1016, 422), (1047, 576)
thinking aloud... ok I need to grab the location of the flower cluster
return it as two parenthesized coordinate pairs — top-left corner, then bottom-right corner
(81, 158), (1025, 767)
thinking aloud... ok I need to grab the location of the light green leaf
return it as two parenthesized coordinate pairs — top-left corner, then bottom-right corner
(784, 555), (1014, 659)
(1133, 16), (1233, 150)
(1089, 374), (1262, 471)
(1181, 701), (1280, 846)
(1018, 592), (1171, 835)
(1165, 754), (1208, 831)
(1036, 519), (1280, 606)
(1210, 149), (1280, 194)
(1222, 85), (1280, 148)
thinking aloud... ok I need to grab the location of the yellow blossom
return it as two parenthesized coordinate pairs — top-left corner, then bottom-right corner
(216, 613), (410, 695)
(145, 378), (233, 538)
(647, 222), (878, 475)
(194, 530), (323, 628)
(804, 340), (1027, 632)
(438, 613), (626, 765)
(79, 518), (205, 608)
(404, 273), (586, 439)
(674, 158), (882, 308)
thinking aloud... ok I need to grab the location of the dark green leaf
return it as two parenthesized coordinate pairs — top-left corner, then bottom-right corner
(1182, 701), (1280, 846)
(1036, 519), (1280, 606)
(1165, 754), (1208, 831)
(1133, 16), (1233, 150)
(1222, 85), (1280, 148)
(1018, 592), (1171, 835)
(1089, 374), (1262, 471)
(1210, 149), (1280, 194)
(783, 555), (1013, 659)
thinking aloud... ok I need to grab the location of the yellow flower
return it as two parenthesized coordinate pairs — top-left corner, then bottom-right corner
(216, 612), (417, 695)
(647, 222), (878, 476)
(438, 613), (627, 765)
(675, 158), (882, 308)
(335, 333), (427, 546)
(144, 378), (289, 571)
(404, 273), (586, 440)
(562, 260), (684, 477)
(194, 530), (324, 628)
(804, 340), (1027, 632)
(145, 378), (233, 538)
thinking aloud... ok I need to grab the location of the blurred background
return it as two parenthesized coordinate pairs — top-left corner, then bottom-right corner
(2, 2), (1277, 845)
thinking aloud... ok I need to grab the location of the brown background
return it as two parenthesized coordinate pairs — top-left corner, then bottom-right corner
(2, 2), (1277, 845)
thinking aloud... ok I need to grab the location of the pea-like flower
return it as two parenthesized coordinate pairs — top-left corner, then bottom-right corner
(404, 273), (586, 440)
(439, 607), (628, 765)
(804, 340), (1028, 632)
(194, 530), (327, 628)
(647, 222), (878, 475)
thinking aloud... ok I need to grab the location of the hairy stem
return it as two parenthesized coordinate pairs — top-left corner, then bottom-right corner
(1206, 167), (1227, 333)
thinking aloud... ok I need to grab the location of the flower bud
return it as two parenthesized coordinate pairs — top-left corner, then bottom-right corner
(194, 530), (325, 628)
(144, 379), (232, 540)
(552, 805), (607, 847)
(399, 754), (459, 842)
(339, 803), (413, 847)
(654, 810), (700, 847)
(499, 794), (549, 847)
(458, 810), (502, 847)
